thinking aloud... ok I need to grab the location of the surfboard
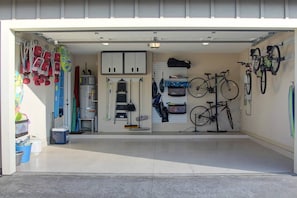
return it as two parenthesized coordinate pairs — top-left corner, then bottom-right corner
(289, 83), (295, 137)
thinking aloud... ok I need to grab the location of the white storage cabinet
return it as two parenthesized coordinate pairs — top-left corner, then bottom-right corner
(101, 52), (123, 74)
(124, 52), (146, 74)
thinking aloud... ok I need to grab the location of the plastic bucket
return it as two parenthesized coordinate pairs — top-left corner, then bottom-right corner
(31, 139), (42, 155)
(16, 151), (24, 166)
(16, 143), (32, 163)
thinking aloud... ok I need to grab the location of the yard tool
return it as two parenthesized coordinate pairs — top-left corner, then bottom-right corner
(152, 72), (158, 98)
(159, 71), (164, 93)
(130, 77), (150, 131)
(125, 79), (138, 128)
(105, 78), (112, 120)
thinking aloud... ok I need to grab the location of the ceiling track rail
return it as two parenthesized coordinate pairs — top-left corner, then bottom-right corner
(16, 29), (293, 33)
(59, 40), (254, 44)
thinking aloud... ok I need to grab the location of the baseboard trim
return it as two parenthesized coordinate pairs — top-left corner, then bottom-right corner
(243, 131), (293, 159)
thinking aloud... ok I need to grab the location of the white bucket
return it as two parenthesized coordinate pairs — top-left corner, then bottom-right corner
(30, 139), (42, 155)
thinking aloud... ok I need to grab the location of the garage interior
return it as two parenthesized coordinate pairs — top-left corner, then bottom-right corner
(1, 0), (297, 176)
(13, 28), (294, 174)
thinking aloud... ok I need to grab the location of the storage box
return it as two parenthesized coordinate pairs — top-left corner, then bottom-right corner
(15, 119), (29, 138)
(168, 103), (187, 114)
(51, 128), (69, 144)
(168, 87), (186, 96)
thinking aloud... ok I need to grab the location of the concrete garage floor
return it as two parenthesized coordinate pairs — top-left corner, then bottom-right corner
(5, 134), (296, 198)
(16, 134), (293, 175)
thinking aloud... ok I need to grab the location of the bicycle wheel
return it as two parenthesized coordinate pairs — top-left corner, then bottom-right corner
(226, 108), (234, 129)
(251, 48), (261, 73)
(245, 70), (252, 95)
(270, 45), (281, 75)
(220, 80), (239, 100)
(190, 105), (210, 126)
(260, 68), (267, 94)
(188, 77), (208, 98)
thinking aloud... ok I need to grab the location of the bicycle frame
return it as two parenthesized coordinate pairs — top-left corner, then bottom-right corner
(188, 70), (239, 100)
(208, 102), (230, 121)
(193, 101), (232, 127)
(204, 70), (229, 92)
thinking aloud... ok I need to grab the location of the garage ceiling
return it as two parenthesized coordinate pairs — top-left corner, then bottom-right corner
(37, 30), (278, 54)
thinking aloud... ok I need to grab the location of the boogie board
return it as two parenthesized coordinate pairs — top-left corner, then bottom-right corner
(289, 83), (295, 137)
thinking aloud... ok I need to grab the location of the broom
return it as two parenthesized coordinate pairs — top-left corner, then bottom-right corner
(130, 78), (150, 131)
(125, 79), (138, 128)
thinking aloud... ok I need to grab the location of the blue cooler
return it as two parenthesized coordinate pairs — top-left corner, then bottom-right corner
(51, 128), (69, 144)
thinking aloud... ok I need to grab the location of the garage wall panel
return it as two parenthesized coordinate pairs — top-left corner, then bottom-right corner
(189, 0), (211, 18)
(288, 0), (297, 18)
(64, 0), (85, 18)
(163, 0), (186, 18)
(114, 0), (135, 18)
(263, 0), (285, 18)
(138, 0), (160, 18)
(0, 0), (12, 20)
(240, 32), (294, 153)
(213, 0), (236, 18)
(40, 0), (61, 19)
(88, 0), (110, 18)
(15, 0), (37, 19)
(238, 0), (260, 18)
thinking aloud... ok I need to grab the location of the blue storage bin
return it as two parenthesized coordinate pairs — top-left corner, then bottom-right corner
(16, 143), (32, 163)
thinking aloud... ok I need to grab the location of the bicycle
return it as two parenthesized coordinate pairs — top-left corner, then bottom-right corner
(187, 70), (239, 100)
(238, 61), (252, 95)
(251, 45), (283, 76)
(190, 100), (233, 129)
(250, 45), (284, 94)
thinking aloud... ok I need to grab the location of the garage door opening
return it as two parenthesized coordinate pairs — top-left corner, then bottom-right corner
(1, 18), (296, 175)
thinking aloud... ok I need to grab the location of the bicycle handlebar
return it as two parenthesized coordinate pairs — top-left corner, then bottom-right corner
(237, 61), (252, 68)
(204, 69), (230, 78)
(220, 69), (229, 76)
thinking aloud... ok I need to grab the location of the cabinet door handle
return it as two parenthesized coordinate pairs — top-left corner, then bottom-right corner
(108, 67), (111, 73)
(136, 67), (139, 72)
(132, 67), (134, 72)
(114, 67), (116, 72)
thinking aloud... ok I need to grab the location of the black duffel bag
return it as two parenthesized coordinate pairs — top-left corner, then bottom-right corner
(167, 58), (191, 69)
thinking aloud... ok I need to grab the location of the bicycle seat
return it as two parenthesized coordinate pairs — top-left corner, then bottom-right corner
(206, 101), (214, 104)
(204, 73), (211, 76)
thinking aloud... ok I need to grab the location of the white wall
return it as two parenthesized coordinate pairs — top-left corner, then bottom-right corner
(15, 33), (62, 146)
(72, 55), (98, 77)
(240, 32), (295, 157)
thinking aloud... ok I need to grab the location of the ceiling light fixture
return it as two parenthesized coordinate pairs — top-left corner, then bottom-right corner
(202, 42), (209, 46)
(102, 42), (109, 46)
(148, 36), (160, 49)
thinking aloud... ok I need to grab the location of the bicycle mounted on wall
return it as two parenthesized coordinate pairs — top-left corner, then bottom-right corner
(188, 70), (238, 132)
(250, 44), (285, 94)
(238, 61), (253, 96)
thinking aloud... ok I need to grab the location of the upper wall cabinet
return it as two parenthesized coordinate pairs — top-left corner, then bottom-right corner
(101, 52), (124, 74)
(124, 52), (146, 74)
(101, 51), (147, 75)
